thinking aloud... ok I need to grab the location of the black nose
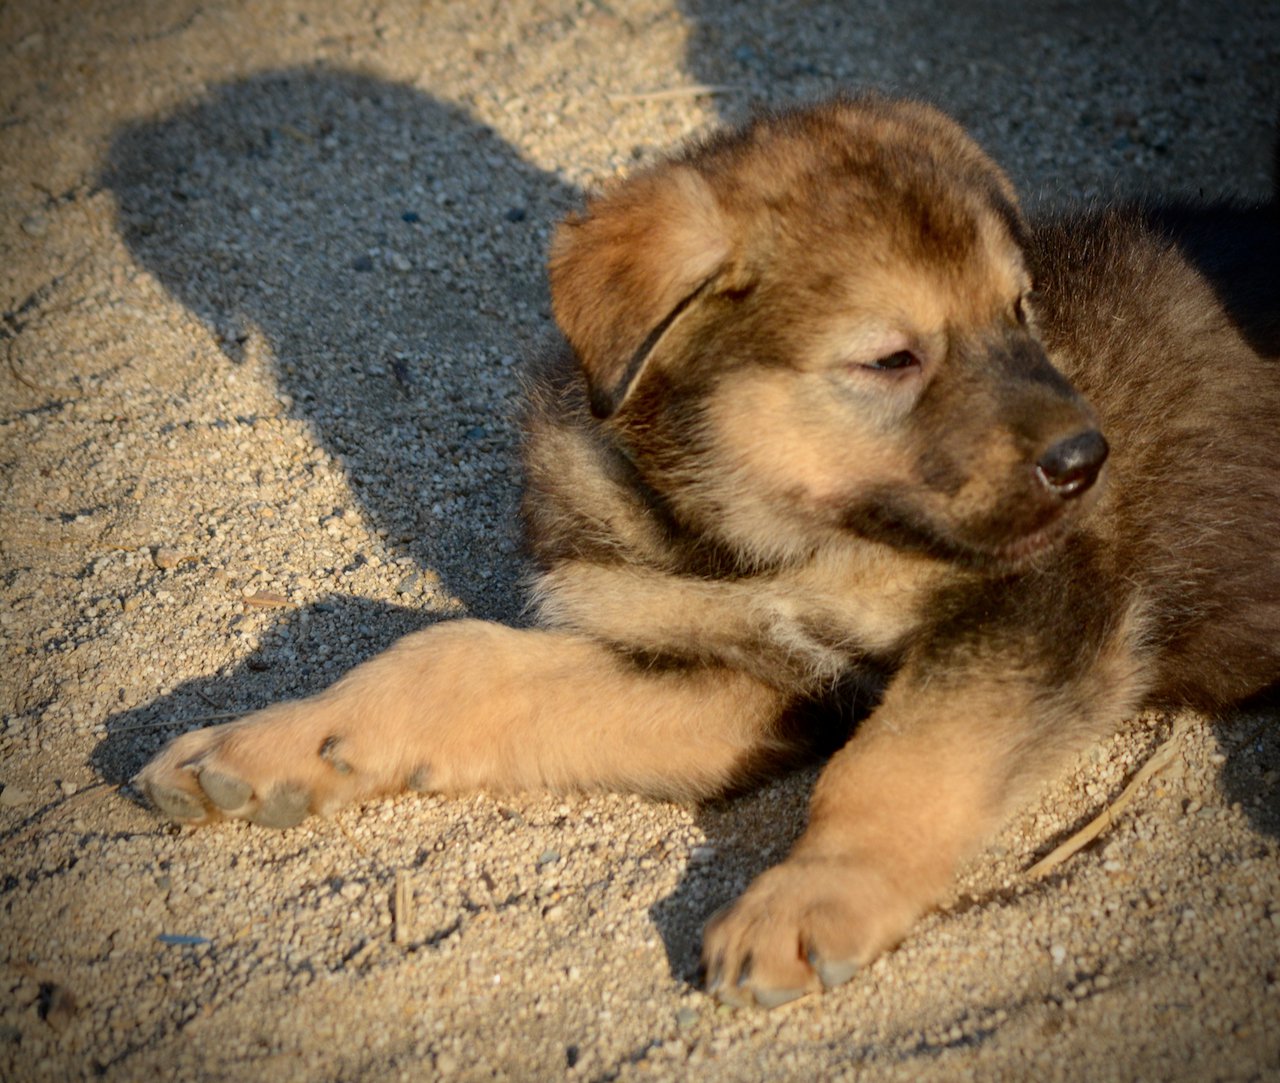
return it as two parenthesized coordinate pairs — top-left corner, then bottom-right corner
(1035, 429), (1109, 498)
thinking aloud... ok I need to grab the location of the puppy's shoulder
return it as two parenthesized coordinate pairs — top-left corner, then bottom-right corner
(1029, 198), (1280, 362)
(518, 335), (678, 571)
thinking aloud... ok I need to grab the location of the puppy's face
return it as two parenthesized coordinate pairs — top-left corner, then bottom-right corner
(550, 98), (1106, 569)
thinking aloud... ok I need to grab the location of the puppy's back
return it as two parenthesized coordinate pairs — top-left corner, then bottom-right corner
(1031, 201), (1280, 707)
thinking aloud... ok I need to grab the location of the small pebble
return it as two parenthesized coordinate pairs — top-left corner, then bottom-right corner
(153, 547), (186, 570)
(0, 784), (33, 807)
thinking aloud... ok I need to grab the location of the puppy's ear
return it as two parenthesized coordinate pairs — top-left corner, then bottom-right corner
(549, 166), (731, 418)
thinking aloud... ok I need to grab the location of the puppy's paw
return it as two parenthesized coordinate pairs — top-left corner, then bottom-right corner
(701, 855), (918, 1009)
(134, 703), (417, 828)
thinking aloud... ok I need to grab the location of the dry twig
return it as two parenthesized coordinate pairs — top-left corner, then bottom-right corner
(608, 84), (738, 104)
(110, 711), (243, 733)
(1026, 717), (1194, 879)
(394, 869), (414, 945)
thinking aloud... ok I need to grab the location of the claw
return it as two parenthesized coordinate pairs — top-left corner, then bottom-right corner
(703, 951), (725, 995)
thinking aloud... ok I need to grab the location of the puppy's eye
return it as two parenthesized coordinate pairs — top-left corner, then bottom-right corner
(1014, 291), (1038, 325)
(863, 350), (919, 372)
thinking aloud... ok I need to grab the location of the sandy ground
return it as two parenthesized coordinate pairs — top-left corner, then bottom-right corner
(3, 1), (1280, 1079)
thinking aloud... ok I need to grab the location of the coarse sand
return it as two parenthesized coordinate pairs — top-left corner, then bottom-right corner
(2, 1), (1279, 1079)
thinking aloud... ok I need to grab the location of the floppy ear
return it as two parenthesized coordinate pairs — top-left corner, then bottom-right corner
(549, 165), (732, 418)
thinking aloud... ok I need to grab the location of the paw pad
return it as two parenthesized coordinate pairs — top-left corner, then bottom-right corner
(143, 781), (206, 822)
(810, 951), (859, 990)
(198, 769), (253, 811)
(753, 986), (808, 1009)
(248, 784), (310, 829)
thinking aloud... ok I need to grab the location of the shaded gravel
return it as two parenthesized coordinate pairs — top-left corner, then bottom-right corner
(2, 1), (1279, 1080)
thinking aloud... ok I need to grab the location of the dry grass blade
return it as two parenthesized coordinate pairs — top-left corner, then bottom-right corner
(1026, 717), (1194, 879)
(3, 782), (120, 847)
(394, 869), (414, 946)
(242, 591), (294, 609)
(4, 255), (91, 396)
(607, 84), (738, 104)
(6, 335), (60, 393)
(334, 816), (368, 857)
(111, 711), (243, 733)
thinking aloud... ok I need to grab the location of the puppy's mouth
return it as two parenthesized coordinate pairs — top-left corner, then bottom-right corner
(836, 488), (1078, 571)
(975, 515), (1072, 570)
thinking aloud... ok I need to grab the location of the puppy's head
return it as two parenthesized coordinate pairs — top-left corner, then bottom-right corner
(549, 96), (1106, 569)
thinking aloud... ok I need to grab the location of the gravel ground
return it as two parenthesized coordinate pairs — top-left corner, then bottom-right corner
(3, 1), (1279, 1080)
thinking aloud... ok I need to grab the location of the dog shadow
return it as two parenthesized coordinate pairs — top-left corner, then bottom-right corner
(651, 682), (876, 983)
(676, 0), (1279, 198)
(1219, 689), (1280, 840)
(650, 774), (818, 985)
(101, 67), (575, 624)
(95, 67), (576, 780)
(91, 595), (436, 784)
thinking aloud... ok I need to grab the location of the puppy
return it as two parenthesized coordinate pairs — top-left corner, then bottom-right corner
(138, 96), (1280, 1008)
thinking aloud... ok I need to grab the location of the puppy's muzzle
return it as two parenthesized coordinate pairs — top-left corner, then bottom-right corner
(1035, 429), (1109, 498)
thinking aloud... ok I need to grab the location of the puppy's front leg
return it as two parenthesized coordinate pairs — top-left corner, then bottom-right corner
(701, 653), (1144, 1008)
(137, 619), (789, 826)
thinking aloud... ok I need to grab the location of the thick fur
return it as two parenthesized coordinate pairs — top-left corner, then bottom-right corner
(137, 97), (1280, 1008)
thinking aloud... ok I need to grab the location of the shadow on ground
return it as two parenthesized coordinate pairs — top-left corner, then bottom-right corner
(677, 0), (1279, 198)
(95, 64), (577, 805)
(1220, 691), (1280, 839)
(91, 594), (434, 784)
(102, 67), (575, 621)
(650, 774), (816, 985)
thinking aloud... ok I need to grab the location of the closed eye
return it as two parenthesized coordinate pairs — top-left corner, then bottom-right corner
(862, 350), (919, 372)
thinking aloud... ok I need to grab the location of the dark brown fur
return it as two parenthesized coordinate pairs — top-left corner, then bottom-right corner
(137, 96), (1280, 1008)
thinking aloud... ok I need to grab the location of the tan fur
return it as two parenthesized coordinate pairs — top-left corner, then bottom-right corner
(137, 95), (1280, 1009)
(140, 620), (789, 815)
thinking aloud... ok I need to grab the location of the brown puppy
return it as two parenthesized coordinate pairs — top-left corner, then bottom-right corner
(137, 97), (1280, 1008)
